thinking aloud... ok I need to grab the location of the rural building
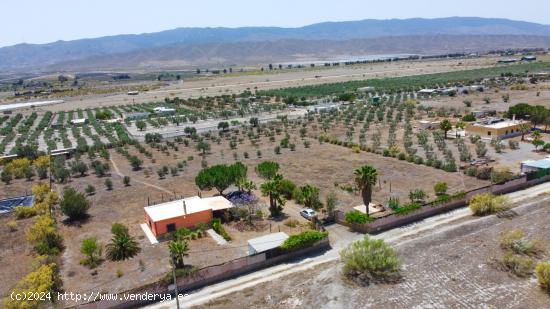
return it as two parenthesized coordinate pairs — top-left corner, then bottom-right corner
(127, 91), (139, 95)
(357, 86), (375, 92)
(436, 88), (457, 95)
(144, 196), (234, 237)
(498, 58), (519, 64)
(153, 107), (176, 115)
(521, 158), (550, 174)
(308, 103), (339, 113)
(70, 118), (88, 126)
(471, 110), (497, 118)
(461, 85), (485, 92)
(103, 118), (122, 124)
(122, 112), (150, 121)
(247, 232), (289, 255)
(419, 120), (441, 130)
(418, 89), (437, 96)
(521, 56), (537, 62)
(465, 118), (529, 139)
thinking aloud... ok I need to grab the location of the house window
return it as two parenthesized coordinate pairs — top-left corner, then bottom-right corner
(167, 223), (176, 232)
(488, 131), (491, 136)
(505, 130), (508, 135)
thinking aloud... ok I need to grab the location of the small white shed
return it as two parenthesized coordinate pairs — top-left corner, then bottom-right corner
(247, 232), (289, 255)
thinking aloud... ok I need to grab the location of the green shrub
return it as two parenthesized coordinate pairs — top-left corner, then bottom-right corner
(345, 210), (375, 224)
(501, 251), (534, 277)
(535, 262), (550, 292)
(211, 218), (231, 241)
(469, 193), (509, 216)
(281, 230), (328, 250)
(393, 203), (422, 215)
(60, 187), (90, 220)
(340, 236), (400, 283)
(388, 197), (400, 211)
(15, 206), (38, 219)
(500, 230), (543, 256)
(433, 182), (448, 196)
(491, 167), (513, 184)
(26, 215), (63, 255)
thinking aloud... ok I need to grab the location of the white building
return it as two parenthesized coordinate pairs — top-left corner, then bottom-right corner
(70, 118), (88, 126)
(153, 107), (176, 115)
(247, 232), (289, 255)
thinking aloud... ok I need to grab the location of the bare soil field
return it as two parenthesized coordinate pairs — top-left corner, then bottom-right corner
(198, 201), (550, 309)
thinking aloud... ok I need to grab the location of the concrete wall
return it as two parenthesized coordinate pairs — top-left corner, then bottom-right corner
(78, 238), (330, 309)
(336, 174), (548, 234)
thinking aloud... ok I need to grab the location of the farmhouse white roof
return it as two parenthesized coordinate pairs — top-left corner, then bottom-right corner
(472, 119), (526, 129)
(144, 196), (233, 222)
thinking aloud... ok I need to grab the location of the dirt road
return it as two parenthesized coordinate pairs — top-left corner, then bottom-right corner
(143, 181), (550, 309)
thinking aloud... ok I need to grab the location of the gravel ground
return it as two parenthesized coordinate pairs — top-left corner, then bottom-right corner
(198, 201), (550, 309)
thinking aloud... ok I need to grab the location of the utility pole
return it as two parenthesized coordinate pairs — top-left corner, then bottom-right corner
(171, 255), (181, 309)
(48, 149), (53, 217)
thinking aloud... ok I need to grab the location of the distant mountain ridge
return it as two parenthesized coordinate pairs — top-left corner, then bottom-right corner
(50, 35), (550, 71)
(1, 17), (550, 71)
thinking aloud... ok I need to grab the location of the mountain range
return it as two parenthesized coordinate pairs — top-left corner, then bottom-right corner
(2, 17), (550, 72)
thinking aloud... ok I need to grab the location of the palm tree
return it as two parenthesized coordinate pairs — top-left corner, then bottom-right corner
(519, 123), (530, 141)
(169, 239), (189, 268)
(260, 174), (285, 217)
(354, 165), (378, 216)
(532, 130), (544, 151)
(105, 231), (141, 261)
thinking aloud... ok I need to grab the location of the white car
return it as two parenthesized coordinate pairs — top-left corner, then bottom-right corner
(300, 208), (316, 220)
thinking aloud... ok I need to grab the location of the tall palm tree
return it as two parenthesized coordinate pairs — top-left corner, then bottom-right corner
(260, 174), (285, 217)
(354, 165), (378, 216)
(169, 239), (189, 268)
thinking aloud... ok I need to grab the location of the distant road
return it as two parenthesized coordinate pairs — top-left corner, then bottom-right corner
(0, 99), (64, 111)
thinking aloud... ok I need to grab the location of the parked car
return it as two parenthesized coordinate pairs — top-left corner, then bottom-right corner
(300, 208), (316, 220)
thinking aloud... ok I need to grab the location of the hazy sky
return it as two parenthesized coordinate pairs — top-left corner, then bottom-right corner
(2, 0), (550, 47)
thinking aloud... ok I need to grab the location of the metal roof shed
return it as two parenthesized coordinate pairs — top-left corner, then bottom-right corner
(521, 159), (550, 172)
(247, 232), (289, 255)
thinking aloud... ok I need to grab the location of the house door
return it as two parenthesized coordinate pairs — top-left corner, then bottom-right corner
(166, 223), (176, 233)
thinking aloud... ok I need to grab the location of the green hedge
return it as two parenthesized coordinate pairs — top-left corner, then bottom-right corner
(345, 210), (375, 224)
(212, 218), (232, 241)
(281, 230), (328, 250)
(393, 203), (422, 215)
